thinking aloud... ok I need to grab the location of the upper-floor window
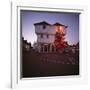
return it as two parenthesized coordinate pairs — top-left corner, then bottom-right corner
(43, 25), (46, 29)
(41, 34), (43, 38)
(47, 34), (49, 38)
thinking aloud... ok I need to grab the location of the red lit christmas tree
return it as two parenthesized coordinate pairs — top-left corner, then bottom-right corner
(54, 23), (68, 53)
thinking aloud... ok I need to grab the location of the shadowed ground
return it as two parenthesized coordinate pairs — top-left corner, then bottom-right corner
(22, 49), (79, 78)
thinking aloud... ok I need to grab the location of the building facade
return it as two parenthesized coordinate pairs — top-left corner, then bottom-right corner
(34, 21), (67, 53)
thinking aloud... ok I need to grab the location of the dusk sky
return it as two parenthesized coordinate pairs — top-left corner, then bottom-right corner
(21, 10), (80, 45)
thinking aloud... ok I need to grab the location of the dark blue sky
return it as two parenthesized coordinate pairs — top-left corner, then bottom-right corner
(21, 10), (79, 45)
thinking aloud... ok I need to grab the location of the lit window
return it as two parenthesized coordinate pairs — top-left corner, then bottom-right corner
(59, 26), (64, 34)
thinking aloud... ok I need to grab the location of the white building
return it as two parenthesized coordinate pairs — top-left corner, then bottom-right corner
(34, 21), (67, 53)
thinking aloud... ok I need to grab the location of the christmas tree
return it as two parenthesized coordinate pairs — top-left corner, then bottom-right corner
(54, 24), (67, 53)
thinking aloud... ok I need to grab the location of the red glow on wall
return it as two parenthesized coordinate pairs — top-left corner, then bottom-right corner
(54, 26), (67, 52)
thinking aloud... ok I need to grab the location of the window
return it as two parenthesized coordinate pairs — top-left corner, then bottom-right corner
(47, 34), (49, 38)
(59, 26), (64, 34)
(41, 34), (43, 38)
(43, 25), (46, 29)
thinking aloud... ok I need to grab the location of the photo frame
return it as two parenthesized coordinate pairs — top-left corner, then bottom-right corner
(11, 1), (87, 88)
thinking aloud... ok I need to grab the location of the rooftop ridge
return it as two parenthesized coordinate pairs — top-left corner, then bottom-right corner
(34, 21), (68, 28)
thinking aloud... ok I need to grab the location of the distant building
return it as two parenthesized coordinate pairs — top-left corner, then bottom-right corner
(65, 43), (79, 54)
(34, 21), (67, 53)
(22, 37), (31, 51)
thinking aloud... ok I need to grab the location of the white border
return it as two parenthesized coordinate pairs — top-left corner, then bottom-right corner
(11, 1), (87, 88)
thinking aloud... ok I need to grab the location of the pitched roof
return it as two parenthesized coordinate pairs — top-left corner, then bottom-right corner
(34, 21), (68, 28)
(34, 21), (51, 25)
(53, 22), (68, 28)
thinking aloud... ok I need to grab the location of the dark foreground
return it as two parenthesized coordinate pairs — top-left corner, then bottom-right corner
(22, 50), (79, 78)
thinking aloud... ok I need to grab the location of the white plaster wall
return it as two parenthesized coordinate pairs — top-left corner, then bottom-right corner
(37, 34), (55, 43)
(35, 25), (56, 43)
(35, 25), (56, 34)
(35, 25), (67, 43)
